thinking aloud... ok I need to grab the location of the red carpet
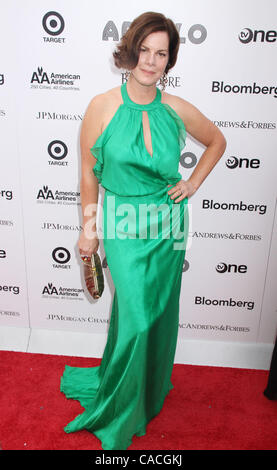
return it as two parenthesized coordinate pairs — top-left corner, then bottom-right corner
(0, 350), (276, 450)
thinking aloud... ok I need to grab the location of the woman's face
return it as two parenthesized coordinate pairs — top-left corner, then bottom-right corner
(132, 31), (169, 85)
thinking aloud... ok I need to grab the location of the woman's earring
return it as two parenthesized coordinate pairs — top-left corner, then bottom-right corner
(124, 69), (131, 81)
(160, 72), (168, 91)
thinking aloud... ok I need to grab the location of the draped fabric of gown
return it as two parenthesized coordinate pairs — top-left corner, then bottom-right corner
(60, 81), (190, 450)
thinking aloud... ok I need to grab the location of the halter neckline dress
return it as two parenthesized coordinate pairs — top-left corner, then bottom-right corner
(60, 80), (189, 450)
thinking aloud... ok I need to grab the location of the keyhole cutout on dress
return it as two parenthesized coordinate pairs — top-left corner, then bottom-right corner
(142, 111), (153, 158)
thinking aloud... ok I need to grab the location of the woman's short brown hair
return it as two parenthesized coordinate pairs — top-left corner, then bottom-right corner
(113, 11), (180, 74)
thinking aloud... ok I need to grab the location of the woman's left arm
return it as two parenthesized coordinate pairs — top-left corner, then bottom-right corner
(168, 98), (227, 202)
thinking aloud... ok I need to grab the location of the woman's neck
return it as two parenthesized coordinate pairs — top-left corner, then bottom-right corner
(126, 74), (157, 104)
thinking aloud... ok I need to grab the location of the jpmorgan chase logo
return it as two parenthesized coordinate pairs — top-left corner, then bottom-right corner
(239, 28), (277, 44)
(36, 111), (83, 121)
(42, 11), (66, 43)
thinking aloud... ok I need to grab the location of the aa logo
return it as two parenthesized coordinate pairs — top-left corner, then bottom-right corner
(42, 283), (59, 295)
(37, 185), (54, 200)
(31, 67), (50, 84)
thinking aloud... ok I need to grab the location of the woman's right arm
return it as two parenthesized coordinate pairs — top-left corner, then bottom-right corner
(78, 94), (104, 257)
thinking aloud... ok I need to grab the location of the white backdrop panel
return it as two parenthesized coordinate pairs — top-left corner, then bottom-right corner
(0, 0), (276, 364)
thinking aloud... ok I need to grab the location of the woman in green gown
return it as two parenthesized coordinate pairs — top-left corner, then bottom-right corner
(60, 11), (226, 450)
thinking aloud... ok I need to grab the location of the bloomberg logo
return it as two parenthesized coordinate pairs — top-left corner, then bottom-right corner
(203, 199), (267, 215)
(239, 28), (277, 43)
(212, 81), (277, 99)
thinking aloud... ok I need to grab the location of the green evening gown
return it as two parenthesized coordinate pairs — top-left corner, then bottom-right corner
(60, 81), (189, 450)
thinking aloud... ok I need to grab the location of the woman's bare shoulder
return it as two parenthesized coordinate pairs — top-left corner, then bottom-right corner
(161, 89), (197, 121)
(83, 86), (122, 133)
(86, 86), (122, 113)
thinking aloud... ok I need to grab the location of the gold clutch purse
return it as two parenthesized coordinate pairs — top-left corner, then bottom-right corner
(81, 253), (104, 299)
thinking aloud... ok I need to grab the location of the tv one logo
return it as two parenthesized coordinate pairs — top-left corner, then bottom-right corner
(225, 156), (260, 170)
(239, 28), (277, 43)
(216, 263), (247, 274)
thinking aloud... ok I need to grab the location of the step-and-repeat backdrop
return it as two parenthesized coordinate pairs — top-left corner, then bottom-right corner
(1, 1), (276, 351)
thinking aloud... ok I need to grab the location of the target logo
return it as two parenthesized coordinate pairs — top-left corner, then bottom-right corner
(52, 247), (71, 265)
(48, 140), (68, 160)
(42, 11), (66, 43)
(42, 11), (65, 36)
